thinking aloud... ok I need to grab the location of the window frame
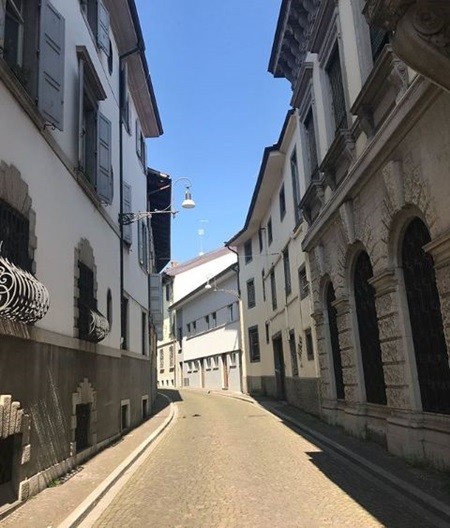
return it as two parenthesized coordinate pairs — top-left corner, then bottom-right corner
(244, 239), (253, 264)
(248, 325), (261, 363)
(246, 278), (256, 309)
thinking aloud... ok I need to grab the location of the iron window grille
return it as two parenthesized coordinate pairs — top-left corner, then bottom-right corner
(247, 279), (256, 309)
(0, 198), (31, 271)
(299, 266), (309, 300)
(305, 329), (314, 361)
(248, 325), (261, 362)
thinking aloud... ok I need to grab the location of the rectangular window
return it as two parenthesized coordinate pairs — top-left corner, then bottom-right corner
(289, 330), (299, 377)
(81, 0), (110, 55)
(270, 269), (277, 311)
(261, 269), (266, 302)
(121, 296), (128, 349)
(305, 109), (318, 182)
(213, 356), (219, 369)
(212, 312), (217, 328)
(135, 119), (146, 167)
(247, 279), (256, 309)
(229, 352), (237, 368)
(120, 63), (131, 133)
(267, 218), (273, 246)
(0, 198), (31, 271)
(165, 283), (172, 302)
(305, 329), (314, 360)
(205, 315), (210, 330)
(228, 304), (234, 322)
(290, 150), (302, 225)
(283, 247), (291, 297)
(279, 184), (286, 221)
(187, 323), (191, 335)
(206, 356), (212, 370)
(370, 26), (389, 62)
(299, 265), (309, 300)
(326, 45), (347, 132)
(141, 311), (147, 355)
(138, 219), (149, 271)
(244, 239), (252, 264)
(159, 349), (164, 371)
(78, 261), (96, 341)
(265, 321), (270, 344)
(192, 320), (197, 333)
(169, 346), (174, 368)
(248, 325), (261, 362)
(258, 227), (264, 253)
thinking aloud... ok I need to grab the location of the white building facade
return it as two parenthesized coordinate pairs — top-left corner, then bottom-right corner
(0, 0), (162, 506)
(227, 111), (321, 416)
(269, 0), (450, 469)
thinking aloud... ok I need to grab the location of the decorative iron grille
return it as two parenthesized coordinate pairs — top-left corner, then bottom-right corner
(402, 218), (450, 414)
(0, 198), (31, 272)
(354, 252), (387, 405)
(370, 26), (389, 62)
(0, 435), (14, 486)
(327, 47), (347, 132)
(326, 283), (345, 400)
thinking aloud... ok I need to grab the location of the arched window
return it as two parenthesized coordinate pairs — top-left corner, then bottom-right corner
(326, 283), (345, 400)
(402, 218), (450, 414)
(354, 251), (387, 405)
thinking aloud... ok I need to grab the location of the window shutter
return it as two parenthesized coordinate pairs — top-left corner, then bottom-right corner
(38, 0), (65, 130)
(138, 219), (145, 265)
(150, 273), (163, 340)
(77, 59), (85, 166)
(123, 182), (132, 244)
(96, 112), (113, 204)
(135, 120), (141, 157)
(97, 1), (110, 54)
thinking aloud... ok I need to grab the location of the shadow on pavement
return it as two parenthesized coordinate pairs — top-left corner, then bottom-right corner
(158, 388), (184, 402)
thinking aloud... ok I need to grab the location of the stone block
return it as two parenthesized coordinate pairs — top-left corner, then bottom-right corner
(21, 444), (31, 465)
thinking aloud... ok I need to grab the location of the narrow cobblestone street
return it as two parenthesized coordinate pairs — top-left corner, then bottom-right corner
(88, 390), (447, 528)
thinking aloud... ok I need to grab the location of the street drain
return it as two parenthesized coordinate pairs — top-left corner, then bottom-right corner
(192, 414), (201, 417)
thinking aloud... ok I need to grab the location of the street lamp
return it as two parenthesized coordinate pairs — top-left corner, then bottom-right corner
(118, 177), (196, 225)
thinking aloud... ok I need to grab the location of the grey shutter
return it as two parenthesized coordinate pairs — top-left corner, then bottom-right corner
(77, 59), (84, 166)
(138, 219), (144, 265)
(38, 0), (65, 130)
(97, 112), (113, 204)
(135, 120), (141, 157)
(123, 182), (132, 244)
(97, 1), (110, 54)
(150, 273), (163, 340)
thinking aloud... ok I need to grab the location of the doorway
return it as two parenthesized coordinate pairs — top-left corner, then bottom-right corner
(273, 334), (286, 400)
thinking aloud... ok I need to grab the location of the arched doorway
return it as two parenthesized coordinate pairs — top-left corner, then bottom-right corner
(326, 283), (345, 400)
(402, 218), (450, 413)
(354, 251), (387, 405)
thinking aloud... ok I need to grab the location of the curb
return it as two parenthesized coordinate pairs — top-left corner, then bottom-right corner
(260, 403), (450, 525)
(58, 393), (175, 528)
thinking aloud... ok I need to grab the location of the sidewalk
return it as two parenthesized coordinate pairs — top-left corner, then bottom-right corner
(213, 390), (450, 524)
(0, 393), (174, 528)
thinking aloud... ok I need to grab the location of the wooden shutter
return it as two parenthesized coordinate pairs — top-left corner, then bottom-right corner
(138, 219), (145, 265)
(97, 1), (110, 55)
(96, 112), (113, 204)
(150, 273), (163, 340)
(123, 182), (132, 244)
(38, 0), (65, 130)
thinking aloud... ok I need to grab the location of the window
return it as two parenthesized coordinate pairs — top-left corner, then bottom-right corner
(290, 150), (302, 225)
(121, 400), (130, 431)
(326, 46), (347, 132)
(279, 184), (286, 221)
(305, 329), (314, 361)
(299, 266), (309, 299)
(261, 269), (266, 302)
(206, 357), (212, 370)
(267, 218), (273, 246)
(212, 312), (217, 328)
(213, 356), (219, 370)
(192, 320), (197, 334)
(247, 279), (256, 309)
(258, 227), (264, 253)
(304, 109), (318, 182)
(283, 247), (291, 297)
(169, 346), (174, 369)
(3, 0), (65, 130)
(122, 182), (132, 244)
(265, 321), (270, 344)
(244, 239), (252, 264)
(187, 323), (191, 335)
(159, 350), (164, 371)
(228, 304), (234, 322)
(248, 326), (261, 362)
(81, 0), (110, 55)
(0, 198), (31, 271)
(120, 63), (131, 133)
(141, 312), (147, 355)
(121, 296), (128, 349)
(106, 289), (112, 326)
(370, 26), (389, 62)
(165, 282), (172, 302)
(78, 49), (112, 204)
(135, 120), (147, 167)
(205, 315), (210, 330)
(177, 326), (182, 345)
(289, 331), (299, 377)
(78, 261), (96, 341)
(138, 219), (149, 271)
(270, 269), (277, 311)
(229, 352), (237, 368)
(107, 39), (113, 75)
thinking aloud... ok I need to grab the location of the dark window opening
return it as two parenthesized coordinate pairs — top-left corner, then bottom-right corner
(283, 247), (291, 297)
(244, 239), (252, 264)
(270, 269), (277, 311)
(290, 150), (302, 225)
(305, 109), (318, 182)
(248, 325), (260, 362)
(279, 185), (286, 221)
(0, 435), (14, 486)
(289, 330), (299, 377)
(305, 329), (314, 361)
(247, 279), (256, 308)
(75, 403), (90, 452)
(326, 46), (347, 132)
(78, 262), (96, 341)
(326, 283), (345, 400)
(299, 266), (309, 300)
(0, 198), (31, 271)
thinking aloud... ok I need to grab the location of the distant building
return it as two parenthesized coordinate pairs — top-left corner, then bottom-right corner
(227, 111), (320, 416)
(0, 0), (163, 507)
(269, 0), (450, 469)
(157, 247), (237, 388)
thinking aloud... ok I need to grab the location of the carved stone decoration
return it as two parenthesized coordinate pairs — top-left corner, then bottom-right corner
(339, 201), (356, 245)
(388, 57), (409, 103)
(413, 4), (450, 54)
(314, 243), (326, 276)
(383, 160), (404, 213)
(363, 0), (411, 31)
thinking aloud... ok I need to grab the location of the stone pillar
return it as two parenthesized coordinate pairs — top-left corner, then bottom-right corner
(332, 297), (359, 403)
(311, 311), (330, 402)
(369, 270), (411, 410)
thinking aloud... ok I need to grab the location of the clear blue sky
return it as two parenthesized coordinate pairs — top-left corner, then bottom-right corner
(136, 0), (291, 264)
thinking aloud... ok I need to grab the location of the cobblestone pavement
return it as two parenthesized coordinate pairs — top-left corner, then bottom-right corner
(91, 390), (446, 528)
